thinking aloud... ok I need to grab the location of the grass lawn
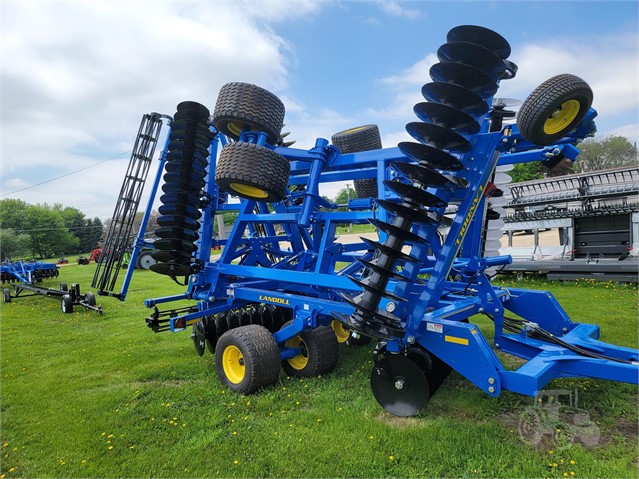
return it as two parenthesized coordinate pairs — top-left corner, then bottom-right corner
(1, 264), (637, 478)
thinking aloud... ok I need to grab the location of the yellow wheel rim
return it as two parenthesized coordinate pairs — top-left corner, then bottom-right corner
(331, 320), (350, 343)
(543, 99), (581, 135)
(286, 336), (309, 370)
(222, 345), (245, 384)
(230, 183), (269, 199)
(227, 121), (247, 137)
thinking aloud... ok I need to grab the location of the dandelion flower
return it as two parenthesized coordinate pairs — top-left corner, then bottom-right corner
(389, 455), (395, 461)
(570, 460), (576, 465)
(369, 436), (374, 440)
(8, 469), (14, 473)
(233, 460), (239, 465)
(108, 446), (113, 450)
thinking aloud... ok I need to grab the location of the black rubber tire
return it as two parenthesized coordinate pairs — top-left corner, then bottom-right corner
(215, 325), (281, 394)
(84, 292), (96, 307)
(331, 125), (382, 198)
(281, 321), (339, 378)
(213, 82), (285, 145)
(215, 142), (289, 202)
(136, 250), (157, 270)
(517, 74), (593, 146)
(61, 294), (74, 314)
(3, 288), (11, 303)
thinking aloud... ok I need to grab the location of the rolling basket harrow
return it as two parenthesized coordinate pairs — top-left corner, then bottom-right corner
(97, 25), (638, 416)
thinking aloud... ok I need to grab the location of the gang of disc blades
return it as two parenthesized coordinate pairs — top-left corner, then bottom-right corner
(371, 355), (429, 417)
(367, 217), (424, 244)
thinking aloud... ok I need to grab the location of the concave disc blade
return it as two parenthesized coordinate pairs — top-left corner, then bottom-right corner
(429, 62), (498, 99)
(154, 226), (199, 242)
(258, 304), (274, 332)
(413, 102), (479, 134)
(406, 122), (471, 153)
(371, 355), (429, 417)
(165, 159), (208, 176)
(494, 172), (512, 184)
(355, 258), (414, 283)
(151, 249), (192, 263)
(171, 119), (211, 133)
(437, 41), (506, 79)
(421, 82), (488, 116)
(384, 180), (448, 208)
(170, 127), (212, 142)
(376, 199), (438, 226)
(368, 217), (424, 244)
(159, 192), (203, 210)
(398, 142), (463, 171)
(488, 196), (509, 208)
(176, 101), (210, 117)
(487, 218), (505, 230)
(346, 275), (407, 303)
(485, 229), (503, 241)
(446, 25), (511, 59)
(202, 315), (218, 354)
(215, 313), (230, 337)
(163, 171), (206, 189)
(153, 238), (197, 254)
(484, 239), (502, 251)
(391, 161), (456, 189)
(156, 214), (200, 231)
(166, 149), (209, 165)
(161, 180), (203, 195)
(192, 322), (206, 356)
(150, 261), (191, 277)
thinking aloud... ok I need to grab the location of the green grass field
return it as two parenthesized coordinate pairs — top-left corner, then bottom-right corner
(1, 264), (637, 478)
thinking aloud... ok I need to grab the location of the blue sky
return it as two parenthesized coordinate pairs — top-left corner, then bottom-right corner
(1, 0), (637, 219)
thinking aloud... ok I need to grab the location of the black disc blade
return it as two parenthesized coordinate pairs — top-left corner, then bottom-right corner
(269, 305), (285, 331)
(170, 127), (212, 143)
(368, 217), (424, 244)
(421, 82), (488, 116)
(150, 261), (191, 277)
(166, 149), (209, 165)
(154, 226), (199, 242)
(258, 304), (275, 332)
(384, 180), (448, 208)
(215, 313), (230, 337)
(165, 159), (208, 176)
(151, 250), (192, 263)
(391, 161), (456, 189)
(371, 355), (430, 417)
(153, 238), (197, 254)
(405, 122), (471, 153)
(437, 41), (506, 79)
(202, 315), (218, 354)
(164, 171), (206, 188)
(168, 138), (210, 153)
(176, 100), (210, 116)
(360, 236), (417, 263)
(171, 118), (211, 132)
(376, 198), (438, 226)
(159, 192), (203, 211)
(429, 62), (498, 98)
(248, 307), (264, 327)
(413, 102), (479, 134)
(227, 311), (240, 330)
(447, 25), (511, 59)
(156, 214), (200, 231)
(192, 322), (206, 356)
(161, 180), (203, 195)
(398, 142), (463, 171)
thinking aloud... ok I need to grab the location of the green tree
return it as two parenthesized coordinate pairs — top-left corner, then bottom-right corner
(0, 229), (30, 260)
(576, 135), (637, 172)
(509, 162), (543, 183)
(22, 205), (79, 258)
(334, 185), (356, 205)
(0, 198), (28, 229)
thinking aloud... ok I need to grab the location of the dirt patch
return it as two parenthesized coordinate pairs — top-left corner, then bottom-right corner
(375, 411), (426, 428)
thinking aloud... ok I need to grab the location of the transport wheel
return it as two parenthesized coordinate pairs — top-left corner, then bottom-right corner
(215, 142), (290, 202)
(517, 74), (593, 146)
(3, 288), (11, 303)
(59, 282), (68, 292)
(61, 294), (74, 314)
(331, 320), (350, 344)
(281, 321), (339, 378)
(137, 251), (157, 270)
(215, 325), (280, 394)
(84, 292), (96, 307)
(213, 82), (285, 145)
(371, 354), (429, 417)
(331, 124), (382, 198)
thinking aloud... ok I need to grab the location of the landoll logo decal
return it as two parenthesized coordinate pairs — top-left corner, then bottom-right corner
(259, 295), (290, 305)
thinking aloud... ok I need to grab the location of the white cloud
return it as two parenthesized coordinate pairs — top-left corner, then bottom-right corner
(375, 0), (422, 19)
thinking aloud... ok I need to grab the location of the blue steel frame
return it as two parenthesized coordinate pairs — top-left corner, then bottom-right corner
(135, 103), (637, 398)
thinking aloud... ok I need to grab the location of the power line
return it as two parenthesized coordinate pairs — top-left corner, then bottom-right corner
(0, 151), (132, 198)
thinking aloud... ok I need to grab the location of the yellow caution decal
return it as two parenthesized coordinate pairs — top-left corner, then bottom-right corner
(444, 335), (469, 346)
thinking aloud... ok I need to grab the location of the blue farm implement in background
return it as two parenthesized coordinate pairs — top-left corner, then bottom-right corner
(96, 25), (638, 416)
(2, 259), (102, 314)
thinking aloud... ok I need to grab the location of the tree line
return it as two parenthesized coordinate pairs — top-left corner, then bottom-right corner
(0, 199), (103, 260)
